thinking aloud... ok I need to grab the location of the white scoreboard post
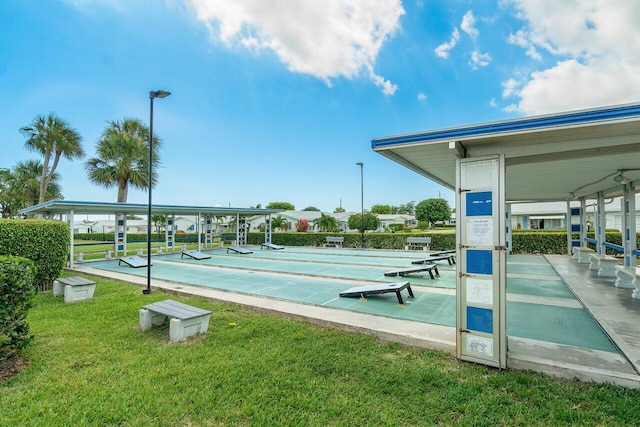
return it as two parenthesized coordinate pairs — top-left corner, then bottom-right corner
(455, 154), (507, 368)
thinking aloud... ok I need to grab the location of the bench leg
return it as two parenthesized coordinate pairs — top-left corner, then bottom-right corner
(394, 290), (404, 305)
(139, 309), (167, 332)
(406, 284), (414, 299)
(427, 268), (435, 280)
(52, 280), (63, 297)
(169, 315), (211, 342)
(434, 266), (440, 277)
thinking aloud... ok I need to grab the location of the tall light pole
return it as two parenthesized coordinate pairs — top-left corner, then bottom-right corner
(144, 89), (171, 295)
(356, 162), (364, 248)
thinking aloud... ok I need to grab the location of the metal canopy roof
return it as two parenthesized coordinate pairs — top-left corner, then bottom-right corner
(372, 103), (640, 202)
(18, 200), (284, 217)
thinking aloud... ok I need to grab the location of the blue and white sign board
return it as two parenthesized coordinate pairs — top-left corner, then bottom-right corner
(456, 155), (506, 368)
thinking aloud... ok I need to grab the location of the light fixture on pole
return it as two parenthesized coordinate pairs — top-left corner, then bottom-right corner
(356, 162), (364, 248)
(144, 89), (171, 295)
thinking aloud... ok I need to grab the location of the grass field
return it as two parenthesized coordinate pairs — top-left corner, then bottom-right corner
(1, 275), (639, 426)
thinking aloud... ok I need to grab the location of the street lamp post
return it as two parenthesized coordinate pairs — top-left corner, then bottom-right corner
(356, 162), (364, 248)
(144, 89), (171, 295)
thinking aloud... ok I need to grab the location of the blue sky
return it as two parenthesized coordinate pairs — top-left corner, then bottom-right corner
(2, 0), (639, 212)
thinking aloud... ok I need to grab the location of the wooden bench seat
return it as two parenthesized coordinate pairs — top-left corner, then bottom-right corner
(139, 299), (212, 342)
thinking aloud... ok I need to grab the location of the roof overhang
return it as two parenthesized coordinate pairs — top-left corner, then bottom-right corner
(18, 200), (285, 217)
(372, 103), (640, 202)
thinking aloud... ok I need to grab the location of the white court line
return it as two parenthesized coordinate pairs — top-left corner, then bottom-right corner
(321, 297), (340, 306)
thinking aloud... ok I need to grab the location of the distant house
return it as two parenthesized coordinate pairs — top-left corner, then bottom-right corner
(510, 197), (640, 231)
(374, 214), (416, 232)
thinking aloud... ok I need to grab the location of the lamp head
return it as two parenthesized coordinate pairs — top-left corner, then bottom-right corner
(356, 162), (363, 167)
(150, 90), (171, 99)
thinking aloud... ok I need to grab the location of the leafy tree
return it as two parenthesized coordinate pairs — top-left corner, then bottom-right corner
(266, 202), (295, 210)
(0, 168), (19, 218)
(152, 215), (166, 236)
(270, 215), (288, 231)
(21, 113), (83, 205)
(84, 118), (160, 203)
(347, 212), (379, 233)
(391, 201), (415, 214)
(333, 206), (346, 213)
(302, 206), (320, 211)
(6, 160), (61, 211)
(415, 198), (451, 228)
(296, 219), (309, 232)
(316, 213), (339, 232)
(370, 204), (391, 214)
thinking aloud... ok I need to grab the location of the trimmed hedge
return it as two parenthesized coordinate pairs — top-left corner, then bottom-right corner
(0, 255), (36, 364)
(0, 220), (69, 291)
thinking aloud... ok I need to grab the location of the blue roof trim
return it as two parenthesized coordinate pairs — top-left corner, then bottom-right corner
(372, 103), (640, 149)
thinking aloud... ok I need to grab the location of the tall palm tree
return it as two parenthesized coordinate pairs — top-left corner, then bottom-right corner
(84, 118), (161, 203)
(21, 113), (83, 205)
(7, 160), (62, 213)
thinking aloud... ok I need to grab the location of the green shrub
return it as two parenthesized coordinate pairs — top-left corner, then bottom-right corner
(0, 219), (69, 291)
(0, 255), (36, 364)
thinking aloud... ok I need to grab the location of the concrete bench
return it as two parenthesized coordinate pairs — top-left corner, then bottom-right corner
(572, 246), (594, 263)
(614, 265), (639, 292)
(324, 236), (344, 248)
(405, 236), (431, 251)
(53, 276), (97, 303)
(139, 299), (212, 342)
(588, 253), (619, 277)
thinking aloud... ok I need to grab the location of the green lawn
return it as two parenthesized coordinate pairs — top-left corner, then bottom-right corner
(2, 275), (639, 426)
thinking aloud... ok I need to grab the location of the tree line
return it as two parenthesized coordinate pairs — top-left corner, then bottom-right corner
(1, 113), (162, 217)
(1, 113), (452, 226)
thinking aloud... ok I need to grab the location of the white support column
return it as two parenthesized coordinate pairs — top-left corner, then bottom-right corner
(115, 214), (127, 257)
(68, 210), (75, 268)
(567, 201), (583, 255)
(205, 217), (212, 248)
(165, 215), (175, 252)
(197, 213), (202, 252)
(265, 214), (272, 245)
(623, 183), (637, 267)
(505, 204), (512, 254)
(596, 192), (606, 255)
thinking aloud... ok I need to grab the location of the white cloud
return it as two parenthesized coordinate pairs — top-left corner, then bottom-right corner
(506, 0), (640, 114)
(435, 28), (460, 58)
(502, 78), (520, 98)
(469, 50), (492, 69)
(507, 30), (541, 61)
(417, 93), (427, 101)
(185, 0), (405, 95)
(460, 11), (478, 38)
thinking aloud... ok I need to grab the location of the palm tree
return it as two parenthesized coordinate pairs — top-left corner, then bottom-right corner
(7, 160), (62, 214)
(21, 113), (83, 205)
(270, 215), (288, 231)
(84, 118), (161, 203)
(316, 213), (339, 232)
